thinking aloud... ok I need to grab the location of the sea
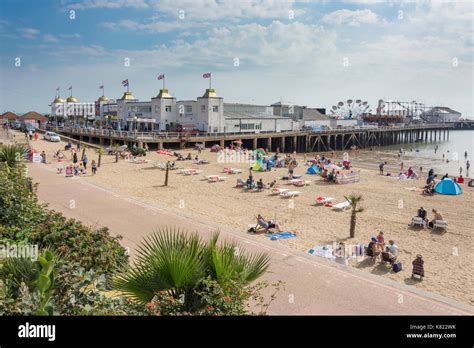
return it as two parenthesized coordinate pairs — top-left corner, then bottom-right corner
(332, 130), (474, 178)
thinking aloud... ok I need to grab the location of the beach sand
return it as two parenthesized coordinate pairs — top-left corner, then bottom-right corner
(23, 133), (474, 306)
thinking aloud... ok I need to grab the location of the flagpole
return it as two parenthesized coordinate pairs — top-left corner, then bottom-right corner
(163, 76), (165, 90)
(127, 82), (129, 93)
(209, 74), (212, 89)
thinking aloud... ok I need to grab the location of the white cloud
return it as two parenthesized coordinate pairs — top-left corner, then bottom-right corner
(69, 0), (149, 10)
(59, 33), (82, 39)
(151, 0), (304, 20)
(43, 34), (59, 43)
(342, 0), (386, 4)
(18, 27), (39, 39)
(103, 19), (197, 32)
(322, 9), (384, 26)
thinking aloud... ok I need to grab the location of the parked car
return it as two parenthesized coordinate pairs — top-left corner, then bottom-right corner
(44, 131), (61, 142)
(105, 144), (128, 155)
(20, 122), (36, 132)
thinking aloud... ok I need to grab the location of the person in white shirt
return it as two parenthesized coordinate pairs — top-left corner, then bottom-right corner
(388, 240), (398, 257)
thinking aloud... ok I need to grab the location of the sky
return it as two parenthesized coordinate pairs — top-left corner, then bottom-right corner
(0, 0), (473, 117)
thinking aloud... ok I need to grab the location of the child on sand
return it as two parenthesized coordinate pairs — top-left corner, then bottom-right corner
(91, 160), (97, 175)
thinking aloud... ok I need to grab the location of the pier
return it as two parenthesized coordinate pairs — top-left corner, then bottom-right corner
(47, 123), (454, 153)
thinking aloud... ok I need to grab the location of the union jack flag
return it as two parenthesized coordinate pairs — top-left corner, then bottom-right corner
(202, 73), (211, 78)
(122, 79), (129, 87)
(157, 74), (165, 80)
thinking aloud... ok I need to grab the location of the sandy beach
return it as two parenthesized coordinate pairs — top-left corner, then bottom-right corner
(21, 132), (474, 306)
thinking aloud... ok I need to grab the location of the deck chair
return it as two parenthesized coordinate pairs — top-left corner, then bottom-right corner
(332, 200), (351, 211)
(280, 191), (301, 198)
(270, 187), (288, 195)
(380, 251), (397, 265)
(315, 197), (334, 205)
(236, 178), (245, 188)
(433, 220), (448, 231)
(410, 217), (425, 228)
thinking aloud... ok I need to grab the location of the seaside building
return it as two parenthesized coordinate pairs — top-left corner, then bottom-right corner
(51, 87), (313, 133)
(421, 107), (462, 123)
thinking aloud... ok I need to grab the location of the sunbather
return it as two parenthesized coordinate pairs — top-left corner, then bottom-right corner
(412, 254), (424, 279)
(384, 240), (398, 263)
(428, 209), (443, 229)
(254, 214), (281, 233)
(367, 237), (381, 260)
(256, 179), (264, 191)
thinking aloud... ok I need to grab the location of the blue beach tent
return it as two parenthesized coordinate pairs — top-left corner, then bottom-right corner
(435, 178), (462, 195)
(306, 164), (319, 175)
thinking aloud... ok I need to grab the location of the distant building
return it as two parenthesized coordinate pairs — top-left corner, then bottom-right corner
(421, 107), (462, 123)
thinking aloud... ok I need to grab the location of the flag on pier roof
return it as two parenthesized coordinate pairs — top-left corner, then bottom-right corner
(99, 85), (104, 89)
(56, 87), (60, 92)
(157, 74), (165, 80)
(122, 79), (129, 87)
(203, 73), (211, 78)
(68, 86), (72, 90)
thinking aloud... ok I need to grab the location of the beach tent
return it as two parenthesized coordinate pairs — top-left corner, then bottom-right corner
(251, 159), (264, 171)
(210, 144), (221, 152)
(255, 148), (266, 156)
(435, 178), (462, 195)
(306, 164), (319, 174)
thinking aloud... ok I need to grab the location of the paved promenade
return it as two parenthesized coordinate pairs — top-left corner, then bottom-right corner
(28, 163), (474, 315)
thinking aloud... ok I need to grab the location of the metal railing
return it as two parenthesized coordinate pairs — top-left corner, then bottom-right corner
(46, 123), (454, 141)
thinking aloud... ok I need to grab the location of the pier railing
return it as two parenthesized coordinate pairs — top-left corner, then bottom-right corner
(46, 123), (454, 141)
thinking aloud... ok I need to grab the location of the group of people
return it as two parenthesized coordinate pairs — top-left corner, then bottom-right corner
(366, 231), (398, 264)
(412, 207), (443, 229)
(54, 142), (98, 176)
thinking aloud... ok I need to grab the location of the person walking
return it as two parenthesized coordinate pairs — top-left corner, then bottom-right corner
(82, 153), (88, 170)
(73, 151), (78, 164)
(91, 160), (97, 175)
(379, 161), (387, 175)
(466, 160), (470, 176)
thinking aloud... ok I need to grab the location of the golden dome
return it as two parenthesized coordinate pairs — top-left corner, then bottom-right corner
(119, 91), (136, 100)
(67, 96), (78, 103)
(202, 88), (218, 98)
(156, 88), (173, 99)
(53, 96), (64, 104)
(98, 95), (109, 102)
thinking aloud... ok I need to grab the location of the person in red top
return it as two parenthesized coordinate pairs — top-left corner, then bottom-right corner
(376, 231), (385, 245)
(456, 175), (464, 184)
(34, 132), (39, 141)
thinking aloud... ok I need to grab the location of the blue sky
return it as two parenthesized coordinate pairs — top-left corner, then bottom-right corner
(0, 0), (472, 117)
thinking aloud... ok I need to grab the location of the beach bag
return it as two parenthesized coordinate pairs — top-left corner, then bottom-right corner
(392, 262), (402, 273)
(247, 227), (256, 233)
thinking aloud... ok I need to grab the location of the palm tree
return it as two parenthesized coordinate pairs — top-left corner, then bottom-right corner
(344, 194), (364, 238)
(94, 147), (104, 167)
(113, 229), (270, 310)
(0, 144), (27, 168)
(109, 144), (120, 163)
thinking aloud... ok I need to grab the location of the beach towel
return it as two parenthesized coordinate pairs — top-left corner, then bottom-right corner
(265, 232), (297, 240)
(308, 245), (335, 260)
